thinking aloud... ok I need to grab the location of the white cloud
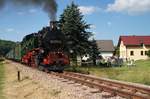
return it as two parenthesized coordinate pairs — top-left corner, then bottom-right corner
(107, 0), (150, 14)
(6, 28), (15, 32)
(107, 21), (112, 26)
(78, 6), (101, 15)
(17, 11), (25, 15)
(17, 9), (37, 15)
(28, 9), (37, 13)
(90, 24), (96, 29)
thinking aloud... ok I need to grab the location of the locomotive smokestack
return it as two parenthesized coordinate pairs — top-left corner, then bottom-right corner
(50, 21), (58, 30)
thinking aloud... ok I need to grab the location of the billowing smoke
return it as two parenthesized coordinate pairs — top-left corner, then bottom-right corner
(0, 0), (5, 9)
(0, 0), (57, 20)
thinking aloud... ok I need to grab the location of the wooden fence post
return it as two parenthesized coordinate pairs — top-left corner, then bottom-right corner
(18, 71), (21, 81)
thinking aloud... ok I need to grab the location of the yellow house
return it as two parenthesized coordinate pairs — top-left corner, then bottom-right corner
(118, 36), (150, 60)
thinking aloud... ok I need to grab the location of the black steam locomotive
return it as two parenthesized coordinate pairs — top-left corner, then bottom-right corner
(6, 21), (70, 72)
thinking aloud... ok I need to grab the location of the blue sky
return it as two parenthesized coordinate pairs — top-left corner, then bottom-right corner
(0, 0), (150, 45)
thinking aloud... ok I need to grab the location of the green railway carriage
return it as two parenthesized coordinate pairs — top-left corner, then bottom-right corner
(21, 33), (39, 56)
(6, 43), (22, 61)
(6, 49), (14, 59)
(14, 43), (22, 61)
(6, 33), (38, 61)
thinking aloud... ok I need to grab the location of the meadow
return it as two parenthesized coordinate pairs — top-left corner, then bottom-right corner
(65, 59), (150, 85)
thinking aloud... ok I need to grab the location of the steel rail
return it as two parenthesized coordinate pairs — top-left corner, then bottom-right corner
(64, 72), (150, 95)
(53, 72), (150, 99)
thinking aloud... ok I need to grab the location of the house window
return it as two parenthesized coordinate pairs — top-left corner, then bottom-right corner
(141, 51), (143, 56)
(145, 51), (148, 55)
(130, 51), (134, 56)
(140, 43), (144, 47)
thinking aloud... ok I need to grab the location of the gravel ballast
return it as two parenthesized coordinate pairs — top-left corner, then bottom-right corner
(3, 60), (124, 99)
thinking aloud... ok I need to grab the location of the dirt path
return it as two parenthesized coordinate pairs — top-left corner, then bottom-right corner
(3, 61), (54, 99)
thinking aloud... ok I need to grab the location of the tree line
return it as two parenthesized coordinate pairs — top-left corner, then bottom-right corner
(0, 39), (16, 56)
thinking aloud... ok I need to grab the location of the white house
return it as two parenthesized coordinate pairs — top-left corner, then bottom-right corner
(118, 36), (150, 60)
(81, 40), (115, 61)
(96, 40), (115, 59)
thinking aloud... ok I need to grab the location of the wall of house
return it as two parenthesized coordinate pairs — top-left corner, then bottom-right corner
(119, 41), (127, 59)
(126, 46), (150, 60)
(101, 52), (113, 58)
(119, 41), (150, 60)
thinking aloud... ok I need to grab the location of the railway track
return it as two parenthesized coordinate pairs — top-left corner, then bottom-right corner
(52, 71), (150, 99)
(9, 60), (150, 99)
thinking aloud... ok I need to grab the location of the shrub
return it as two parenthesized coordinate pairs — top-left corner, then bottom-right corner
(0, 57), (4, 62)
(146, 50), (150, 57)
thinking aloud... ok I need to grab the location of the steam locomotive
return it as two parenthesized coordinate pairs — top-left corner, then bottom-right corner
(6, 21), (70, 72)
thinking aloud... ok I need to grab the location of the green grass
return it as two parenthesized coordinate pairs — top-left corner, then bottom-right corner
(0, 61), (5, 99)
(65, 59), (150, 85)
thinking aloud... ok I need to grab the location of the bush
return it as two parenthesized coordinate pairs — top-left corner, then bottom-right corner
(0, 57), (4, 62)
(146, 50), (150, 57)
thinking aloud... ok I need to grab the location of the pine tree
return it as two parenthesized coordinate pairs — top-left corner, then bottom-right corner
(59, 2), (92, 59)
(89, 39), (100, 65)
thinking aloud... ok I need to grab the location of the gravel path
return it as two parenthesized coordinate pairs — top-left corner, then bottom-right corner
(3, 60), (124, 99)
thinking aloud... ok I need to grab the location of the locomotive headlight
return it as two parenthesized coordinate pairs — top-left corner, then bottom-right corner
(70, 49), (73, 54)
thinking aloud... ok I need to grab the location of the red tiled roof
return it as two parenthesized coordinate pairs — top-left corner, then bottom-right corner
(119, 36), (150, 46)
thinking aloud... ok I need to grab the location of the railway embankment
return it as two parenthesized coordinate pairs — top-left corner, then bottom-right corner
(3, 60), (125, 99)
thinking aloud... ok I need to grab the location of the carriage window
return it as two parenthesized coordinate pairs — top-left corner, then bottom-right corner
(130, 51), (134, 56)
